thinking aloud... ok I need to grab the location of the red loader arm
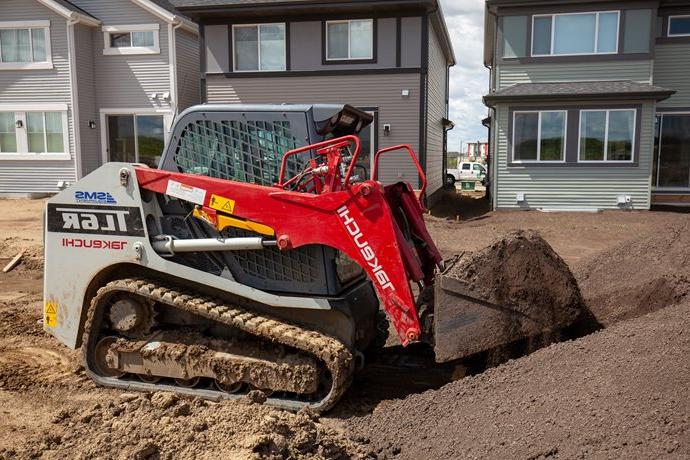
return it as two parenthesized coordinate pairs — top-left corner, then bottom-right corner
(135, 136), (442, 345)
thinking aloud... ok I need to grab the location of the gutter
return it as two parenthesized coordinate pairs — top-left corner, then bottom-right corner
(483, 90), (677, 106)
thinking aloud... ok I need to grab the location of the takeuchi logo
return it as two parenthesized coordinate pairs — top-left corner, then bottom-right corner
(74, 191), (117, 205)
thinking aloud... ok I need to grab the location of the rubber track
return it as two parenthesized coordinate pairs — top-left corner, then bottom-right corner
(81, 278), (354, 412)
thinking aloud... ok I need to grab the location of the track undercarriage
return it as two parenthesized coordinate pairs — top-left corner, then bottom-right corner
(83, 278), (354, 412)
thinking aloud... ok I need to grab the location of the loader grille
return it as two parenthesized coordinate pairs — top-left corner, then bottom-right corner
(173, 118), (308, 186)
(221, 228), (322, 286)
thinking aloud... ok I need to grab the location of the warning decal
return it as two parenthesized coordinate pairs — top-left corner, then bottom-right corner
(165, 180), (207, 205)
(209, 194), (236, 214)
(45, 301), (58, 328)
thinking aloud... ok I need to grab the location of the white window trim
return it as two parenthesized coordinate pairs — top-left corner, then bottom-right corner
(99, 108), (173, 164)
(531, 11), (620, 57)
(231, 23), (286, 72)
(668, 15), (690, 37)
(102, 24), (160, 55)
(0, 103), (70, 160)
(325, 19), (374, 61)
(0, 20), (53, 70)
(512, 110), (568, 163)
(577, 108), (636, 163)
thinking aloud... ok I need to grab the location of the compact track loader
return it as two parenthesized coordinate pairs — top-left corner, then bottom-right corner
(43, 104), (582, 412)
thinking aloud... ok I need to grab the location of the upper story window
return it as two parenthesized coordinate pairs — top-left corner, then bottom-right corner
(513, 110), (567, 163)
(326, 19), (374, 61)
(233, 24), (286, 72)
(0, 21), (51, 70)
(668, 16), (690, 37)
(103, 24), (160, 55)
(532, 11), (619, 56)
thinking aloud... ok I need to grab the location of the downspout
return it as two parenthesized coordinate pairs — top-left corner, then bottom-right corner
(169, 19), (184, 118)
(66, 16), (82, 180)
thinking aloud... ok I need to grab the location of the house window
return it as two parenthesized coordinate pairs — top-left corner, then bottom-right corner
(668, 16), (690, 37)
(233, 24), (286, 72)
(532, 11), (619, 56)
(106, 114), (165, 167)
(513, 111), (567, 162)
(0, 21), (51, 69)
(0, 106), (68, 158)
(326, 19), (374, 60)
(579, 109), (635, 162)
(103, 24), (160, 55)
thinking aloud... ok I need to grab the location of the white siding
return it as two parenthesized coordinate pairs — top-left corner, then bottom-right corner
(72, 0), (172, 110)
(494, 101), (654, 210)
(0, 0), (77, 194)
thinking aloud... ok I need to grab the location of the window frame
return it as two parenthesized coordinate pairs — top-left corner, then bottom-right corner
(0, 104), (69, 160)
(667, 15), (690, 37)
(102, 24), (160, 56)
(0, 20), (52, 70)
(511, 110), (568, 163)
(325, 19), (375, 62)
(231, 23), (287, 72)
(577, 108), (636, 163)
(531, 11), (620, 57)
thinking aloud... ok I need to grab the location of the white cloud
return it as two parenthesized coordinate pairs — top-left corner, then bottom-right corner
(440, 0), (489, 152)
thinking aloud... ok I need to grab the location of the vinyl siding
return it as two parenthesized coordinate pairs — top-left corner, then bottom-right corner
(72, 0), (172, 110)
(74, 23), (100, 175)
(0, 0), (77, 194)
(425, 21), (448, 196)
(494, 101), (655, 210)
(175, 28), (200, 111)
(497, 60), (654, 90)
(206, 73), (422, 187)
(653, 43), (690, 108)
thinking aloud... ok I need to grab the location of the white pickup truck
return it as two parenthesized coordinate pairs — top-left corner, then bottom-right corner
(446, 162), (487, 186)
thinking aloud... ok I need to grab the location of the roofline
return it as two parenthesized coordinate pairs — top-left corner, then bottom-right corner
(483, 90), (676, 106)
(177, 0), (453, 63)
(35, 0), (102, 26)
(131, 0), (199, 34)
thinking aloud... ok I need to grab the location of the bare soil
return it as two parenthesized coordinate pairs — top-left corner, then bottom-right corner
(1, 196), (689, 458)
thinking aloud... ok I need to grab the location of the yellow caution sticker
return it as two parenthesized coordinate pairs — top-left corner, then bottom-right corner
(45, 301), (58, 328)
(209, 194), (236, 214)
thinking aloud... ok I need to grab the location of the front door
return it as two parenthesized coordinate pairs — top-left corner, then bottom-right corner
(106, 114), (166, 167)
(654, 113), (690, 190)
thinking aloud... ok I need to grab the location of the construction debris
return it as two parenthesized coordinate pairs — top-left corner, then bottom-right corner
(2, 252), (23, 273)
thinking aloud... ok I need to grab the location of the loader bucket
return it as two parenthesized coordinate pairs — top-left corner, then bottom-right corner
(432, 230), (586, 363)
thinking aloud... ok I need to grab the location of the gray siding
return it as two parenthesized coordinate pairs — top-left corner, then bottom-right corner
(493, 101), (655, 210)
(205, 25), (228, 73)
(73, 0), (172, 110)
(400, 17), (422, 68)
(497, 60), (653, 90)
(425, 21), (448, 196)
(176, 28), (200, 111)
(0, 0), (77, 193)
(206, 73), (422, 187)
(653, 43), (690, 108)
(74, 23), (100, 175)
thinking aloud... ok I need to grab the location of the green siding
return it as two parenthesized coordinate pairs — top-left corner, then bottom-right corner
(654, 43), (690, 108)
(494, 101), (654, 210)
(497, 60), (653, 90)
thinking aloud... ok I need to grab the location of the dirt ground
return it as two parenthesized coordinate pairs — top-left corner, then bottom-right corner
(1, 195), (689, 459)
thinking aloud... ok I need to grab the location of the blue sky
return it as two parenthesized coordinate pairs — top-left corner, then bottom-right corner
(440, 0), (489, 152)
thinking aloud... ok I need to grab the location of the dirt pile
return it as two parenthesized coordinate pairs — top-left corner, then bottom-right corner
(2, 391), (368, 460)
(349, 300), (690, 459)
(575, 220), (690, 325)
(434, 231), (592, 361)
